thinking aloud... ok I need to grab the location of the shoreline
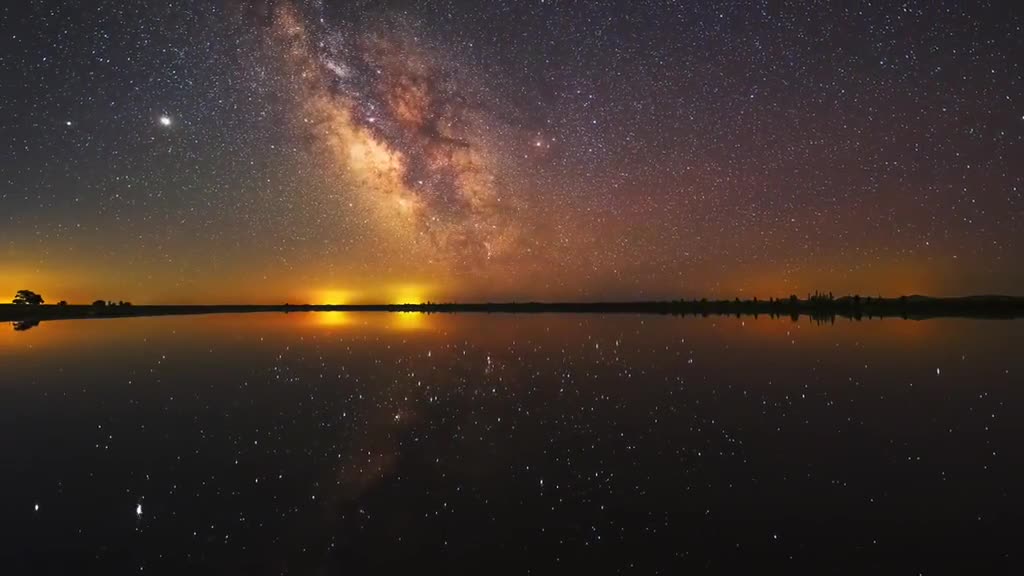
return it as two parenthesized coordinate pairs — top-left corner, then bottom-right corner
(4, 296), (1024, 323)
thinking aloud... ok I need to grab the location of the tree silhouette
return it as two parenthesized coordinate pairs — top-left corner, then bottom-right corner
(12, 290), (44, 305)
(12, 319), (40, 331)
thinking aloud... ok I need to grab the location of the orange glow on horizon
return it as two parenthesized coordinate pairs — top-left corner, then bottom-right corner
(390, 284), (429, 305)
(315, 289), (354, 305)
(2, 254), (1016, 307)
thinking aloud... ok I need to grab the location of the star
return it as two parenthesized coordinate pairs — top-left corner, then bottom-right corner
(159, 116), (172, 127)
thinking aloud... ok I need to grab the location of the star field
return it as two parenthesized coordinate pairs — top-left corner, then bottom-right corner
(1, 0), (1022, 302)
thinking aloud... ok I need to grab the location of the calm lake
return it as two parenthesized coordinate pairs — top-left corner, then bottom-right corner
(2, 313), (1021, 573)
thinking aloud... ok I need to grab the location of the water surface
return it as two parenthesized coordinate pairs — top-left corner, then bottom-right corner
(2, 313), (1021, 573)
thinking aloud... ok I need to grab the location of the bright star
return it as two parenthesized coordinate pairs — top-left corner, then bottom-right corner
(159, 116), (172, 127)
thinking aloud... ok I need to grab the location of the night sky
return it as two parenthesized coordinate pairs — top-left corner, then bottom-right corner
(2, 0), (1022, 304)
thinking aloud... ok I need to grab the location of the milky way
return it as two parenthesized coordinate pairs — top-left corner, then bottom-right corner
(268, 2), (524, 270)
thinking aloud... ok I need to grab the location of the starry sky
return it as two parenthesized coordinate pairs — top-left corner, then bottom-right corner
(2, 0), (1022, 304)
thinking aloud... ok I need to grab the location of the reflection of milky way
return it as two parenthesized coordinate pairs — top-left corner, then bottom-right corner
(271, 4), (517, 267)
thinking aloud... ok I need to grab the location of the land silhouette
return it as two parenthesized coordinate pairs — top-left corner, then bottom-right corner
(4, 289), (1024, 327)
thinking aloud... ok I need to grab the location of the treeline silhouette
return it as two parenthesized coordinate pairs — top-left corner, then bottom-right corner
(4, 293), (1024, 325)
(6, 289), (135, 329)
(357, 294), (1024, 321)
(91, 300), (133, 308)
(9, 289), (131, 309)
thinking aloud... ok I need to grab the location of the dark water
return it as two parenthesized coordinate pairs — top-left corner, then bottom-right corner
(1, 313), (1021, 574)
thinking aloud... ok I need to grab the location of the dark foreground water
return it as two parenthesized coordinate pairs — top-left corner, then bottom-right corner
(1, 313), (1021, 574)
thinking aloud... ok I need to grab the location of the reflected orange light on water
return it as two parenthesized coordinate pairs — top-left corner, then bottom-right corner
(0, 310), (960, 365)
(313, 311), (353, 327)
(302, 309), (433, 331)
(390, 311), (431, 331)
